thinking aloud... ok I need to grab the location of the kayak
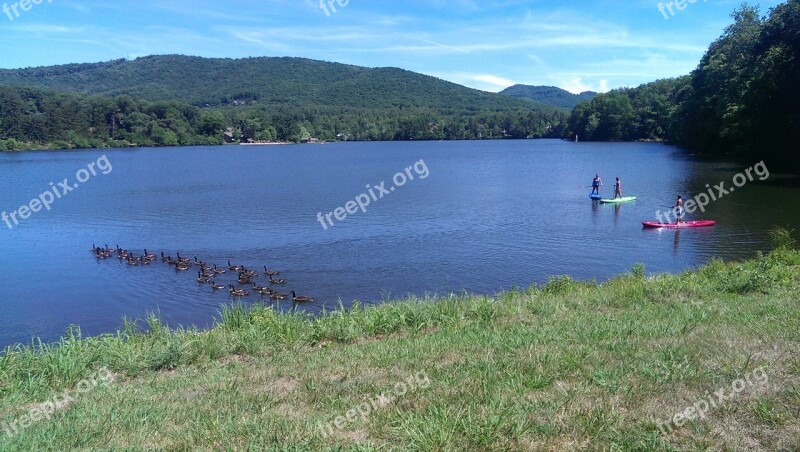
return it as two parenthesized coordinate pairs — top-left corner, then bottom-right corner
(600, 196), (636, 204)
(642, 220), (716, 229)
(590, 193), (602, 200)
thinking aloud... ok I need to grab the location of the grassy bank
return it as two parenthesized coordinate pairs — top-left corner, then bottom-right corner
(1, 242), (799, 450)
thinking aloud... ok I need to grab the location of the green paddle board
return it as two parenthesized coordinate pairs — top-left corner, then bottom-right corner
(599, 196), (637, 204)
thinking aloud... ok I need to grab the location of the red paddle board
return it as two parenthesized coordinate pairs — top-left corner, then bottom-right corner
(642, 220), (716, 229)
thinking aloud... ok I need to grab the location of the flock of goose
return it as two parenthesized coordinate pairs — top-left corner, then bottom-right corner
(91, 244), (314, 302)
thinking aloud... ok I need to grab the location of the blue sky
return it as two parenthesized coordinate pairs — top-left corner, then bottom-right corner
(0, 0), (785, 93)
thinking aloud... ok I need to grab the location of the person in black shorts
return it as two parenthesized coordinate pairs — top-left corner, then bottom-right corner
(591, 174), (602, 196)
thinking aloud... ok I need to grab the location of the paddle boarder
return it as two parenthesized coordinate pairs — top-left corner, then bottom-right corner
(591, 174), (602, 196)
(674, 195), (685, 223)
(613, 177), (622, 199)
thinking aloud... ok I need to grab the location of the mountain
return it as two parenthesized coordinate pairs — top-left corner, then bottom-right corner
(0, 55), (550, 112)
(500, 85), (597, 109)
(0, 56), (572, 150)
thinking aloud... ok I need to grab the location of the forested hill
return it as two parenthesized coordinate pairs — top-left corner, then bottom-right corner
(500, 85), (597, 109)
(0, 55), (546, 111)
(564, 1), (800, 169)
(0, 56), (571, 150)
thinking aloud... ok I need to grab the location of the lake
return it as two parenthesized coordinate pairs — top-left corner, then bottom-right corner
(1, 140), (797, 348)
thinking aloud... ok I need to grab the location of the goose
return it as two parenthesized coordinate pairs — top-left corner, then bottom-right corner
(93, 246), (108, 257)
(213, 265), (226, 274)
(176, 252), (191, 265)
(291, 291), (313, 303)
(268, 274), (285, 285)
(211, 281), (225, 290)
(252, 283), (266, 291)
(144, 249), (156, 260)
(269, 291), (287, 300)
(237, 273), (252, 284)
(197, 272), (211, 284)
(175, 262), (190, 271)
(161, 251), (172, 262)
(241, 267), (258, 278)
(228, 285), (250, 297)
(263, 266), (280, 276)
(227, 260), (242, 271)
(259, 287), (274, 296)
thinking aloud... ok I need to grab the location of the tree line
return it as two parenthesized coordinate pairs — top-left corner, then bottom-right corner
(0, 86), (568, 151)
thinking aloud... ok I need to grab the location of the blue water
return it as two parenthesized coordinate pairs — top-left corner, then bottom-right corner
(0, 140), (796, 348)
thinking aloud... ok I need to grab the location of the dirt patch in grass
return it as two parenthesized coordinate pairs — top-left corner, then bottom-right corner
(219, 354), (252, 365)
(266, 376), (300, 397)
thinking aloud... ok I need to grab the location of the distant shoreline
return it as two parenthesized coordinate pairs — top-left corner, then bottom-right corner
(238, 141), (294, 146)
(0, 136), (568, 153)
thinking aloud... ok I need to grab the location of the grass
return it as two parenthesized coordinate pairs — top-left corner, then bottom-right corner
(1, 242), (799, 450)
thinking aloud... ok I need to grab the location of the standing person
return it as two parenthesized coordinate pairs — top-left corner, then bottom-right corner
(614, 177), (622, 199)
(591, 174), (603, 196)
(674, 195), (685, 224)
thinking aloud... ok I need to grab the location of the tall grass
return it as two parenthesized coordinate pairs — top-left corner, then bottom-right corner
(770, 227), (798, 250)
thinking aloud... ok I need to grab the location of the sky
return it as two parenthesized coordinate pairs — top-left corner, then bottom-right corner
(0, 0), (786, 93)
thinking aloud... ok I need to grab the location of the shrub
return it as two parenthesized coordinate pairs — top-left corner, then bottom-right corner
(770, 227), (797, 250)
(543, 275), (575, 294)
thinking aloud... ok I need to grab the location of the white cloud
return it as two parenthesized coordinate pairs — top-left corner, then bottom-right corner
(472, 74), (517, 91)
(423, 72), (516, 91)
(557, 77), (610, 94)
(7, 24), (85, 34)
